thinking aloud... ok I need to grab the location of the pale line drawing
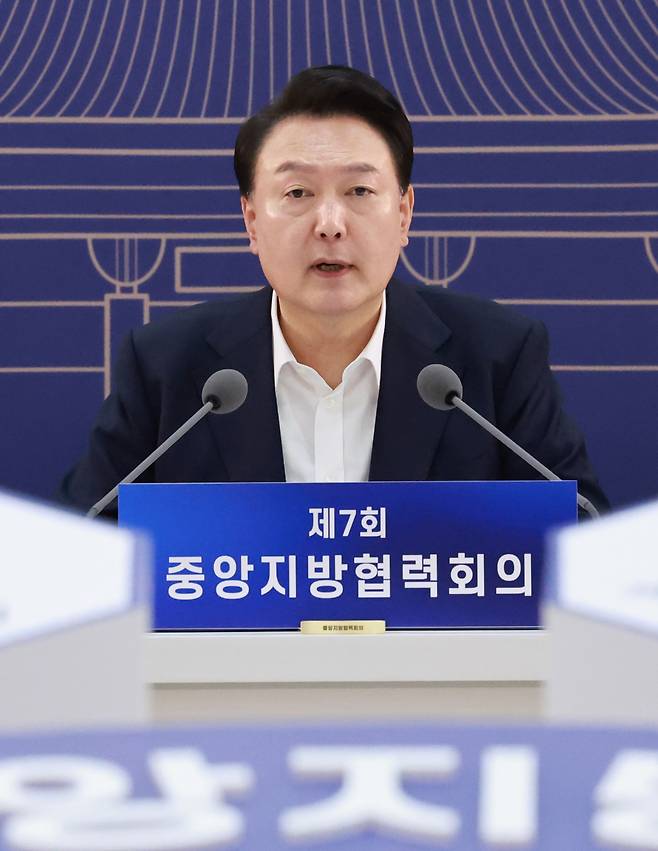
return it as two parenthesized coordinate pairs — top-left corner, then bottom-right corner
(412, 0), (456, 114)
(4, 213), (242, 219)
(376, 0), (409, 113)
(631, 0), (658, 39)
(1, 146), (235, 154)
(358, 0), (375, 78)
(394, 0), (432, 114)
(57, 0), (111, 115)
(406, 230), (658, 238)
(131, 0), (166, 116)
(551, 365), (658, 372)
(496, 299), (658, 306)
(323, 0), (332, 63)
(450, 0), (503, 113)
(224, 0), (238, 117)
(108, 0), (147, 116)
(0, 231), (265, 239)
(645, 236), (658, 273)
(399, 237), (476, 286)
(502, 0), (576, 112)
(81, 0), (129, 116)
(174, 245), (261, 294)
(0, 0), (54, 105)
(87, 237), (166, 288)
(202, 0), (220, 116)
(305, 0), (312, 66)
(586, 0), (658, 95)
(0, 301), (102, 308)
(604, 0), (658, 84)
(269, 0), (274, 100)
(0, 0), (37, 84)
(408, 112), (658, 122)
(522, 0), (603, 112)
(2, 184), (237, 190)
(31, 0), (95, 115)
(467, 0), (529, 114)
(409, 211), (658, 218)
(8, 0), (73, 116)
(560, 0), (656, 111)
(411, 182), (658, 188)
(413, 142), (658, 152)
(154, 0), (184, 116)
(287, 0), (292, 80)
(0, 367), (103, 373)
(430, 0), (479, 113)
(0, 0), (20, 47)
(486, 0), (553, 113)
(340, 0), (352, 67)
(4, 112), (656, 124)
(179, 0), (202, 117)
(409, 211), (658, 217)
(247, 0), (255, 117)
(541, 0), (635, 113)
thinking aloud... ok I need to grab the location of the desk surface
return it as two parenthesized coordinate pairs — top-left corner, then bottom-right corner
(144, 629), (546, 685)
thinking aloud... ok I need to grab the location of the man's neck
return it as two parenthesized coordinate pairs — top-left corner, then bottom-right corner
(277, 297), (382, 389)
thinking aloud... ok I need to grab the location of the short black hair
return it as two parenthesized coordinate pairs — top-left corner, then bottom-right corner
(234, 65), (413, 196)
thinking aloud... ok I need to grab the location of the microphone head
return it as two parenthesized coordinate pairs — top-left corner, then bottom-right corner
(417, 364), (463, 411)
(202, 369), (248, 414)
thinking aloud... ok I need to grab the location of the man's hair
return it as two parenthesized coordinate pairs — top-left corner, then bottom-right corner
(234, 65), (413, 196)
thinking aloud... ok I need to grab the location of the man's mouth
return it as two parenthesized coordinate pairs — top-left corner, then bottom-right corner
(313, 262), (352, 272)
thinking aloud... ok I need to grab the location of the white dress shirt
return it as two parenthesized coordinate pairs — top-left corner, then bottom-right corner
(271, 290), (386, 483)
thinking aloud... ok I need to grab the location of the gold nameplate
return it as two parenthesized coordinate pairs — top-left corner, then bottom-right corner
(300, 620), (386, 635)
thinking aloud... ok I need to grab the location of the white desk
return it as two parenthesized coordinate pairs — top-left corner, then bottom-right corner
(145, 630), (547, 723)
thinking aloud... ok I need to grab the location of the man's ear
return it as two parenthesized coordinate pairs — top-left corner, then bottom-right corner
(400, 185), (414, 247)
(241, 195), (258, 255)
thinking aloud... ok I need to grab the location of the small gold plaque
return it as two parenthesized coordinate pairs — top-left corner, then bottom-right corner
(300, 620), (386, 635)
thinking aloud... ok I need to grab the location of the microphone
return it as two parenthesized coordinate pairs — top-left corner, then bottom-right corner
(87, 369), (248, 518)
(417, 364), (599, 519)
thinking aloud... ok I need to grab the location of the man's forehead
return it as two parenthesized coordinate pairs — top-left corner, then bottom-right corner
(254, 115), (396, 177)
(273, 161), (380, 176)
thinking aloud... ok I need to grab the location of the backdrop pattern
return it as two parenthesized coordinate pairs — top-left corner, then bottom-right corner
(0, 0), (656, 507)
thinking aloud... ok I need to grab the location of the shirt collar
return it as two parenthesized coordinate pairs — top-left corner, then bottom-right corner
(271, 289), (386, 389)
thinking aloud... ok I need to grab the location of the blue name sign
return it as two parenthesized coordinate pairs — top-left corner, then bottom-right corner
(119, 480), (576, 630)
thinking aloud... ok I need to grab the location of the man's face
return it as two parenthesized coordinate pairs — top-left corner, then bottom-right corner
(241, 115), (414, 321)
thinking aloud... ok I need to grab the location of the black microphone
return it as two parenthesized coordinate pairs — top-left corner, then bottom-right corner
(417, 364), (599, 519)
(87, 369), (248, 518)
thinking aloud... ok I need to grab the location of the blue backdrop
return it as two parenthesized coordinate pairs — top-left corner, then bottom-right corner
(0, 0), (656, 508)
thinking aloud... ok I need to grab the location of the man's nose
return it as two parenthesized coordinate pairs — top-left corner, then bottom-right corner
(314, 200), (346, 240)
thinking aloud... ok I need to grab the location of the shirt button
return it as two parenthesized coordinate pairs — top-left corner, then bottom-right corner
(325, 397), (336, 408)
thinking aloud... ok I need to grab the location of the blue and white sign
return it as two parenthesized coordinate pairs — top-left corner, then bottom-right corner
(119, 481), (576, 630)
(0, 721), (656, 850)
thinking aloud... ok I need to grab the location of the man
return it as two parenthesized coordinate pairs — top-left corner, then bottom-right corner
(59, 66), (608, 516)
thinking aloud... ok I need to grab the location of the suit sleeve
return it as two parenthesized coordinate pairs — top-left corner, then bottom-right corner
(496, 320), (609, 513)
(57, 330), (158, 517)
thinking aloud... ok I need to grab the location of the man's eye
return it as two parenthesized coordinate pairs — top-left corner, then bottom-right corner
(351, 186), (373, 197)
(286, 188), (307, 199)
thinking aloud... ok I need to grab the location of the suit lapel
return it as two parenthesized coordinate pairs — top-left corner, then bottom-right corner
(191, 287), (285, 482)
(369, 278), (464, 481)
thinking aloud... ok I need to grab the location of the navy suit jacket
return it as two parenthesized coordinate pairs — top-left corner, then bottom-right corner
(59, 277), (608, 516)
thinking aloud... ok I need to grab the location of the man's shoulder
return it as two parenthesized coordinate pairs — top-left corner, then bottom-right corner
(414, 283), (531, 331)
(132, 287), (271, 350)
(389, 278), (537, 346)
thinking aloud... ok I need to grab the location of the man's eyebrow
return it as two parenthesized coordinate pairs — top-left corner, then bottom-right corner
(273, 161), (380, 175)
